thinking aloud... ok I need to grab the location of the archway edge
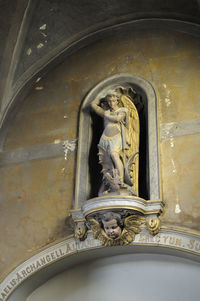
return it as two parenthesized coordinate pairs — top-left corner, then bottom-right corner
(1, 227), (200, 301)
(75, 73), (159, 208)
(1, 18), (200, 146)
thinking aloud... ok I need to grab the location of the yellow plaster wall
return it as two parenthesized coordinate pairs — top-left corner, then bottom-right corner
(0, 27), (200, 278)
(161, 134), (200, 229)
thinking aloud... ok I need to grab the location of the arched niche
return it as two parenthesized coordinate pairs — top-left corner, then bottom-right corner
(74, 74), (160, 209)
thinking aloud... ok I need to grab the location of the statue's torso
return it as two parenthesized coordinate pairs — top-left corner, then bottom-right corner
(103, 108), (126, 138)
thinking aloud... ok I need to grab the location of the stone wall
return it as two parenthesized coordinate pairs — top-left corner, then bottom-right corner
(0, 27), (200, 279)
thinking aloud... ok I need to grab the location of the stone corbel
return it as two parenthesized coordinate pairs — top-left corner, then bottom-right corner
(71, 196), (164, 246)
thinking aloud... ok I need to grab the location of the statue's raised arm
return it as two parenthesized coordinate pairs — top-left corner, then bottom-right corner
(90, 88), (139, 196)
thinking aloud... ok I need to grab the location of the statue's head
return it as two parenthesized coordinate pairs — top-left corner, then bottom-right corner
(105, 92), (120, 110)
(101, 212), (123, 239)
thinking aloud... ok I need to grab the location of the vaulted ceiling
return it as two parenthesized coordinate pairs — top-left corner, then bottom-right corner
(0, 0), (200, 134)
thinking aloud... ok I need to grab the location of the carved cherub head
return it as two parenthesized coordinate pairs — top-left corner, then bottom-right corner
(101, 212), (123, 239)
(88, 211), (145, 246)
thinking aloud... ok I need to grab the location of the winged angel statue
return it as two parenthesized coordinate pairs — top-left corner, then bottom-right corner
(91, 87), (139, 196)
(74, 85), (162, 245)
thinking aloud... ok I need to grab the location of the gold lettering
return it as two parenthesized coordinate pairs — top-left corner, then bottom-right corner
(46, 255), (51, 263)
(175, 239), (182, 247)
(163, 236), (169, 243)
(36, 260), (41, 269)
(169, 236), (175, 245)
(187, 239), (195, 249)
(40, 257), (46, 265)
(50, 252), (56, 260)
(16, 272), (23, 282)
(195, 243), (200, 252)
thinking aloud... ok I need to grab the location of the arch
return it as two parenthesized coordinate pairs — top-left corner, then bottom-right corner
(1, 18), (200, 147)
(74, 74), (159, 209)
(1, 227), (200, 301)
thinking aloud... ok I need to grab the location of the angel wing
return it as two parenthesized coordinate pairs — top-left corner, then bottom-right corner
(117, 87), (140, 195)
(116, 214), (145, 245)
(88, 218), (113, 246)
(124, 214), (145, 234)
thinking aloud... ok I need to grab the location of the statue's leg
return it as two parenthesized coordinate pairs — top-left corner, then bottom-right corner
(110, 151), (124, 182)
(98, 146), (114, 194)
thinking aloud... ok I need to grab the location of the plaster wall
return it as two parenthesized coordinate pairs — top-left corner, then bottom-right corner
(0, 27), (200, 279)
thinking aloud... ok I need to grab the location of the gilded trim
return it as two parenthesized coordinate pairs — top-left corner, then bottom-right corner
(87, 195), (161, 203)
(1, 225), (200, 301)
(84, 205), (161, 216)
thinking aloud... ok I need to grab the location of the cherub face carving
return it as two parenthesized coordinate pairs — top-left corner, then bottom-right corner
(102, 218), (122, 239)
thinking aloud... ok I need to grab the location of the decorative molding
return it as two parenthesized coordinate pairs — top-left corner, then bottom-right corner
(82, 196), (164, 216)
(75, 73), (160, 208)
(0, 140), (77, 166)
(1, 226), (200, 301)
(161, 118), (200, 140)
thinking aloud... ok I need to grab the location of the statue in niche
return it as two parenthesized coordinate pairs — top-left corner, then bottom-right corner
(72, 78), (164, 246)
(91, 87), (139, 196)
(88, 211), (145, 246)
